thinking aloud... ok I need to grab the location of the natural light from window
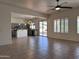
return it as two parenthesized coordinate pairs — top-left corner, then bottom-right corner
(77, 16), (79, 33)
(54, 18), (68, 33)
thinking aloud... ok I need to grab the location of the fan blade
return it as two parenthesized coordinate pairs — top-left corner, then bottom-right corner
(47, 7), (55, 12)
(49, 7), (55, 10)
(60, 6), (72, 9)
(48, 5), (55, 7)
(50, 8), (55, 10)
(56, 0), (59, 2)
(60, 2), (68, 6)
(48, 8), (55, 11)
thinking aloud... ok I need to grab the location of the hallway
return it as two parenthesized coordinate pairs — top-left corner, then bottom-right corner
(0, 36), (79, 59)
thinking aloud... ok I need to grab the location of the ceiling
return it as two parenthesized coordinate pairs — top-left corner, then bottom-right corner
(0, 0), (79, 14)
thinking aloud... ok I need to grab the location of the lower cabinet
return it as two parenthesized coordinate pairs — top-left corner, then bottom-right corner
(28, 29), (35, 36)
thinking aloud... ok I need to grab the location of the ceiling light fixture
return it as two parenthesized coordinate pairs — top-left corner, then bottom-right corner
(55, 7), (61, 10)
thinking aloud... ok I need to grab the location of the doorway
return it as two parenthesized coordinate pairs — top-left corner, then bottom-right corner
(39, 21), (47, 36)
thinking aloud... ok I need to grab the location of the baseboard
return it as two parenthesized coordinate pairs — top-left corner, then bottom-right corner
(47, 36), (79, 43)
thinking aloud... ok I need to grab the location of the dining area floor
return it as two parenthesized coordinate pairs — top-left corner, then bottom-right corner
(0, 36), (79, 59)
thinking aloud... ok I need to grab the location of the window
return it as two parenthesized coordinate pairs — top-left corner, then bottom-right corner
(57, 19), (60, 32)
(65, 18), (68, 33)
(61, 19), (64, 33)
(54, 18), (68, 33)
(30, 23), (35, 29)
(54, 20), (57, 32)
(77, 16), (79, 33)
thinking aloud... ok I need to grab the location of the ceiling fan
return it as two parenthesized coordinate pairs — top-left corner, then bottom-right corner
(49, 0), (72, 11)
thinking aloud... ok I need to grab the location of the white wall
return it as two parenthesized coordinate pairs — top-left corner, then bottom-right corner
(48, 9), (79, 42)
(0, 5), (12, 45)
(0, 3), (46, 45)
